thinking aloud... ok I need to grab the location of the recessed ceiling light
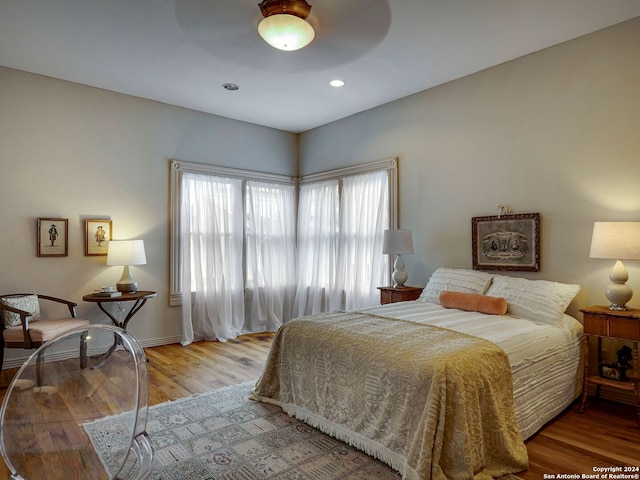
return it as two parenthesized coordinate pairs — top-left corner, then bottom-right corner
(330, 80), (345, 87)
(222, 83), (239, 91)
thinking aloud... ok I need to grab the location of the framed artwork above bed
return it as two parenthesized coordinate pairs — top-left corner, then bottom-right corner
(472, 212), (540, 271)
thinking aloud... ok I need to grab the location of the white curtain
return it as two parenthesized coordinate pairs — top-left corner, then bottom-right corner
(293, 179), (339, 317)
(244, 181), (297, 331)
(180, 167), (390, 341)
(294, 171), (389, 316)
(180, 173), (245, 345)
(331, 170), (389, 310)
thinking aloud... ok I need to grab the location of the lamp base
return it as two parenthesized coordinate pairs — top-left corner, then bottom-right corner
(116, 265), (139, 293)
(608, 304), (630, 311)
(604, 260), (633, 311)
(391, 255), (408, 288)
(116, 281), (138, 294)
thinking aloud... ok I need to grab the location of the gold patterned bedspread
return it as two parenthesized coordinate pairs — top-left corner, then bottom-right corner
(252, 310), (528, 480)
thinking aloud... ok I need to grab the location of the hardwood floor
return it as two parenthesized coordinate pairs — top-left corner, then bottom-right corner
(1, 331), (638, 479)
(522, 397), (640, 478)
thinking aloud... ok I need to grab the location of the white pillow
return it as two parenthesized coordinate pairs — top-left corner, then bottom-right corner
(485, 275), (580, 326)
(420, 268), (494, 304)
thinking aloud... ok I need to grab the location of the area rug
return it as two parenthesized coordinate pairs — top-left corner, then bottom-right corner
(83, 381), (401, 479)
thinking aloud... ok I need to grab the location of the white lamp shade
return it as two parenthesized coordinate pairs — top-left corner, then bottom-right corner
(258, 14), (315, 51)
(382, 229), (414, 255)
(107, 240), (147, 266)
(589, 222), (640, 260)
(589, 222), (640, 310)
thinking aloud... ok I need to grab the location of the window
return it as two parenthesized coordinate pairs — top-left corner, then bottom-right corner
(170, 158), (397, 343)
(294, 162), (396, 316)
(181, 173), (243, 293)
(170, 161), (295, 305)
(244, 180), (297, 330)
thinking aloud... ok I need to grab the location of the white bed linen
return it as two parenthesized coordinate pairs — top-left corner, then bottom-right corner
(357, 299), (583, 440)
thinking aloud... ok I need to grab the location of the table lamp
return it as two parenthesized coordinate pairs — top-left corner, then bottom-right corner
(589, 222), (640, 310)
(382, 229), (414, 287)
(107, 240), (147, 293)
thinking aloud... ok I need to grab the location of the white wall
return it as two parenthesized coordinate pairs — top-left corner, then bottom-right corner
(2, 18), (639, 368)
(0, 67), (297, 366)
(299, 18), (640, 319)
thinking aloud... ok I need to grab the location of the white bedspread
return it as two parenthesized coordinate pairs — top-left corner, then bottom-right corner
(358, 300), (583, 440)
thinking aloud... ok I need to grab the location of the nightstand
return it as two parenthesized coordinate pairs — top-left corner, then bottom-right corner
(579, 305), (640, 426)
(377, 286), (423, 305)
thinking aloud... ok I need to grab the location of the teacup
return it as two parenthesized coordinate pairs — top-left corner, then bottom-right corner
(101, 286), (115, 293)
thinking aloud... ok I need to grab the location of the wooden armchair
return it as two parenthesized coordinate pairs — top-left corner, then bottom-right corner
(0, 294), (90, 379)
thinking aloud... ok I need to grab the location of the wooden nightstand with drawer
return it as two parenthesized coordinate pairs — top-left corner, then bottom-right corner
(579, 305), (640, 426)
(377, 286), (423, 305)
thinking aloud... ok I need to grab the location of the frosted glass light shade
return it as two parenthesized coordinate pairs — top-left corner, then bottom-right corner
(107, 240), (147, 293)
(258, 14), (315, 51)
(589, 222), (640, 310)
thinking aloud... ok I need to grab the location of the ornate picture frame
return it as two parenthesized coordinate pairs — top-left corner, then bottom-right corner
(85, 219), (112, 256)
(472, 213), (540, 271)
(37, 218), (68, 257)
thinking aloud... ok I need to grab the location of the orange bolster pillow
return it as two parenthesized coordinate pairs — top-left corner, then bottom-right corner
(439, 291), (507, 315)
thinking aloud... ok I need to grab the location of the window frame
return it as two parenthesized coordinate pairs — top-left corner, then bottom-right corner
(300, 157), (398, 228)
(170, 157), (398, 306)
(169, 160), (295, 306)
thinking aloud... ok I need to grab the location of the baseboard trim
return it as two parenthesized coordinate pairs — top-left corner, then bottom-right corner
(1, 334), (182, 370)
(139, 335), (182, 349)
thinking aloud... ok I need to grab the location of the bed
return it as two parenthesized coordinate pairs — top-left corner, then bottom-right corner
(251, 268), (583, 480)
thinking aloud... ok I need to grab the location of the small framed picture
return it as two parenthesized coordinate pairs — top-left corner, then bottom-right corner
(85, 219), (112, 256)
(37, 218), (68, 257)
(472, 213), (540, 272)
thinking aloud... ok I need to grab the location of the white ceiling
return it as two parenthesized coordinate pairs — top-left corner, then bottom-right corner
(1, 0), (639, 133)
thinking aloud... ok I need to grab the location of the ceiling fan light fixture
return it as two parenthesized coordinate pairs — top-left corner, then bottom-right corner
(258, 0), (315, 51)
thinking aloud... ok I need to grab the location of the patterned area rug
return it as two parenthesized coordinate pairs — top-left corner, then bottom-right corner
(84, 381), (400, 479)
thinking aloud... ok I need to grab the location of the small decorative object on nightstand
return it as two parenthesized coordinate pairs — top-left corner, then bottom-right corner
(377, 286), (423, 305)
(579, 305), (640, 426)
(601, 345), (633, 381)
